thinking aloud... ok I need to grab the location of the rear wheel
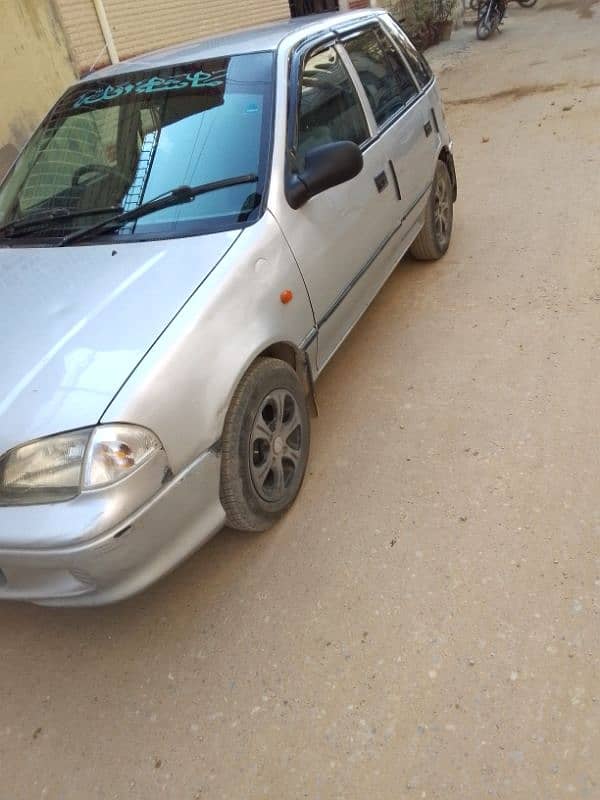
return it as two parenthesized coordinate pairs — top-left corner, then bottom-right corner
(410, 161), (454, 261)
(220, 357), (310, 532)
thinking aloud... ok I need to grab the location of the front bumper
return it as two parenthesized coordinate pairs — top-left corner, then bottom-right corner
(0, 449), (225, 606)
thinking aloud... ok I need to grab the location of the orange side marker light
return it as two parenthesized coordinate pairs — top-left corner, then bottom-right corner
(280, 289), (293, 304)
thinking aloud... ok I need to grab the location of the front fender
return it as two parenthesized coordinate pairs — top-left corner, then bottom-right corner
(101, 212), (315, 473)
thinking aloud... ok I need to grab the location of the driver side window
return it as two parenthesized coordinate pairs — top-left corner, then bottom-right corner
(296, 45), (369, 163)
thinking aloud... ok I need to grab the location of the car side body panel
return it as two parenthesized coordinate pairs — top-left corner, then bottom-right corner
(101, 211), (315, 473)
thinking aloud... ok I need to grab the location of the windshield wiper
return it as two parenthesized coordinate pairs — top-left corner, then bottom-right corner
(59, 174), (259, 247)
(0, 206), (123, 239)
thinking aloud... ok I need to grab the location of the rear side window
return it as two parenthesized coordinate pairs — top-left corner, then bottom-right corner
(297, 45), (369, 161)
(344, 27), (418, 127)
(383, 18), (433, 88)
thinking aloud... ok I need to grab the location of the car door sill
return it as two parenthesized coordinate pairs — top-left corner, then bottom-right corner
(316, 213), (425, 375)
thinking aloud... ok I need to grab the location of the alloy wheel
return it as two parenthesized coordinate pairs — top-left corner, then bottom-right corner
(249, 389), (304, 503)
(433, 171), (452, 249)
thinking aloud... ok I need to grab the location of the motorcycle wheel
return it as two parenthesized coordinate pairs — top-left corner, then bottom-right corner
(477, 8), (493, 38)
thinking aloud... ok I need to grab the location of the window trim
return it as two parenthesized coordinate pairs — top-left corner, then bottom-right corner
(285, 31), (337, 165)
(376, 21), (422, 91)
(379, 15), (434, 92)
(335, 43), (377, 137)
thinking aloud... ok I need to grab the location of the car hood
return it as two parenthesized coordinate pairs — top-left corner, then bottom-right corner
(0, 231), (240, 456)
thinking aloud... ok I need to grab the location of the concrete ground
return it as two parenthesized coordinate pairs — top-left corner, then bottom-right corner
(2, 5), (600, 799)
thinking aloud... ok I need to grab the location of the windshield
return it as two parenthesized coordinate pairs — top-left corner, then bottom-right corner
(0, 52), (274, 244)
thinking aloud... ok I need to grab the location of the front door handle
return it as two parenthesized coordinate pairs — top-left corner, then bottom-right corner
(374, 171), (388, 193)
(424, 121), (433, 137)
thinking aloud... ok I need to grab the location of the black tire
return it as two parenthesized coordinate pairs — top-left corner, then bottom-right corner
(220, 357), (310, 532)
(476, 1), (495, 38)
(410, 161), (454, 261)
(477, 17), (492, 38)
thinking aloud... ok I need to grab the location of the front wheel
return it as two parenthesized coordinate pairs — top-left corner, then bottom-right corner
(220, 357), (310, 532)
(410, 161), (454, 261)
(477, 16), (492, 38)
(476, 1), (494, 38)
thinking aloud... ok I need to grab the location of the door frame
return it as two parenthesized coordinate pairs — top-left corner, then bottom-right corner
(284, 25), (378, 205)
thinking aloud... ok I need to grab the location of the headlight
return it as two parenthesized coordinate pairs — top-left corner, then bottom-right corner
(0, 425), (163, 506)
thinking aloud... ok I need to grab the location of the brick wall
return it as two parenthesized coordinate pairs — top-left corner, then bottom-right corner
(54, 0), (291, 75)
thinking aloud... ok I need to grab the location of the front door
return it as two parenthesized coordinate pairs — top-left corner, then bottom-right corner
(275, 42), (399, 369)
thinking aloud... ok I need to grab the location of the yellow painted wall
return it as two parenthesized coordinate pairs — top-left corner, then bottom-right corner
(0, 0), (76, 178)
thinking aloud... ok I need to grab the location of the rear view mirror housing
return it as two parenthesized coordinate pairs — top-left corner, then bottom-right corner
(286, 141), (364, 210)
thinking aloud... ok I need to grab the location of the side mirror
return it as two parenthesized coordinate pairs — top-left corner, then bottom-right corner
(287, 141), (364, 210)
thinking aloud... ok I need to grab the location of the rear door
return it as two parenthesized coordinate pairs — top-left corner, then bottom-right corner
(379, 17), (443, 194)
(342, 23), (434, 231)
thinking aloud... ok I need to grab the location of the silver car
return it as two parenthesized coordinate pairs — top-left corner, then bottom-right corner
(0, 9), (456, 605)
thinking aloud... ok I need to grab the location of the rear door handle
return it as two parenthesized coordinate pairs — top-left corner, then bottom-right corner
(374, 171), (388, 193)
(389, 160), (401, 200)
(424, 121), (433, 137)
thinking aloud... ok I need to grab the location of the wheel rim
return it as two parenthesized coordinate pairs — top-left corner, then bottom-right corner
(433, 171), (451, 249)
(249, 389), (304, 503)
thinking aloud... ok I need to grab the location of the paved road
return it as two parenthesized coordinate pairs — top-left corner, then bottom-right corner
(3, 6), (600, 799)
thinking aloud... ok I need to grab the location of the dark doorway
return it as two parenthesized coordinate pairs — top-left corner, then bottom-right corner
(289, 0), (339, 15)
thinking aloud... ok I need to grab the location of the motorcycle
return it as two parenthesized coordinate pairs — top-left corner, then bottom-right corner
(476, 0), (506, 39)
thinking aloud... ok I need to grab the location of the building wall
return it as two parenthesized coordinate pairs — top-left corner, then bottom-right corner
(54, 0), (291, 75)
(0, 0), (76, 178)
(0, 0), (290, 180)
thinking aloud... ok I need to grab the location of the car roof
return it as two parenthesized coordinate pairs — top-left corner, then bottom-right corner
(80, 9), (385, 82)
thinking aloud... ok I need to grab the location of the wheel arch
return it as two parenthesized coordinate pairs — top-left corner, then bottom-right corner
(252, 339), (317, 414)
(438, 146), (458, 202)
(259, 341), (302, 374)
